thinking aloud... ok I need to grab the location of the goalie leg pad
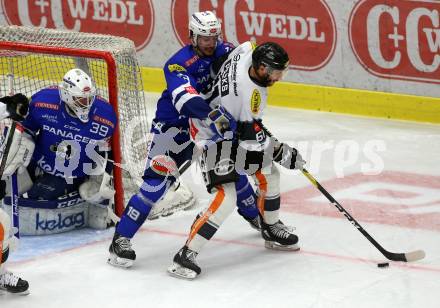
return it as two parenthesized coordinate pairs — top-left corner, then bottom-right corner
(0, 123), (35, 179)
(87, 203), (112, 229)
(2, 201), (88, 235)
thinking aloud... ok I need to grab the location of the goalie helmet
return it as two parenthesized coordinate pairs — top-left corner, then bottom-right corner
(59, 68), (96, 123)
(189, 11), (221, 47)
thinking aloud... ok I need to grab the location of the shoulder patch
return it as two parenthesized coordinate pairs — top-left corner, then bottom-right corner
(184, 55), (199, 67)
(168, 64), (187, 73)
(250, 89), (261, 115)
(185, 86), (198, 95)
(93, 115), (115, 129)
(34, 102), (59, 110)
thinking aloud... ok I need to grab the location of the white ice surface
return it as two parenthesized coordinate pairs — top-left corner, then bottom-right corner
(3, 96), (440, 308)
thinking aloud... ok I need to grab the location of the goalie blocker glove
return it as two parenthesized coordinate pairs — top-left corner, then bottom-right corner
(273, 143), (306, 170)
(0, 94), (29, 122)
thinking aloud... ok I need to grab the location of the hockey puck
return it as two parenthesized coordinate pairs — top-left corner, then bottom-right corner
(377, 262), (389, 268)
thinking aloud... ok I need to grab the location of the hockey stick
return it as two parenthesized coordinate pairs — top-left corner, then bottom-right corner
(301, 168), (425, 262)
(257, 121), (425, 262)
(0, 121), (19, 240)
(6, 66), (20, 239)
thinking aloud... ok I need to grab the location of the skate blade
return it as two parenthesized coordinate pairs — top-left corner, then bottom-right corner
(264, 241), (300, 251)
(0, 288), (30, 296)
(107, 254), (134, 268)
(167, 263), (198, 280)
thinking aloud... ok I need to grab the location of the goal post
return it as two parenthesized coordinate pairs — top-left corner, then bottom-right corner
(0, 26), (150, 216)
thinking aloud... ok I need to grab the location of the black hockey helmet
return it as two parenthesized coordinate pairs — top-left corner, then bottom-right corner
(252, 42), (289, 71)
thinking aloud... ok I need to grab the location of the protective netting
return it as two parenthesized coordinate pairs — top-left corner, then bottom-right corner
(0, 25), (150, 212)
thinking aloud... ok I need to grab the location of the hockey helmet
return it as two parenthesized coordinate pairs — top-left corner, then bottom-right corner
(189, 11), (221, 47)
(252, 42), (289, 82)
(59, 68), (96, 123)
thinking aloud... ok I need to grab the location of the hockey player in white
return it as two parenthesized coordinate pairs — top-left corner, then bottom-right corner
(107, 11), (261, 268)
(168, 42), (306, 279)
(0, 94), (30, 295)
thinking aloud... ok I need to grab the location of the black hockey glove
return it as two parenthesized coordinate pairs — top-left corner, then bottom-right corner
(273, 143), (306, 170)
(0, 93), (29, 121)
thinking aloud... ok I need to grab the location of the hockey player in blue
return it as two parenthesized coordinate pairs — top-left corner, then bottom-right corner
(108, 11), (260, 268)
(21, 68), (117, 202)
(1, 69), (118, 236)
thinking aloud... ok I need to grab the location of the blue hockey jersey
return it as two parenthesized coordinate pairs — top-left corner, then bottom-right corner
(152, 41), (234, 139)
(23, 87), (117, 180)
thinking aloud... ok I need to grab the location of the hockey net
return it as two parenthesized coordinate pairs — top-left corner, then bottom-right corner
(0, 25), (150, 216)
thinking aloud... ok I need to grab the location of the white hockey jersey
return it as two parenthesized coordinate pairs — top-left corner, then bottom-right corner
(190, 41), (268, 147)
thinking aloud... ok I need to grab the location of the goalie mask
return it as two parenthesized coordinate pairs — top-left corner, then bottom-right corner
(189, 11), (221, 56)
(59, 68), (96, 123)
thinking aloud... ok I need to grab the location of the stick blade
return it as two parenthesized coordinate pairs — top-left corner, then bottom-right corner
(404, 250), (426, 262)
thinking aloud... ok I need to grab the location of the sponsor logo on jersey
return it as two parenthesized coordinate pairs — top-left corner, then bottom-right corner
(185, 55), (200, 67)
(185, 86), (198, 95)
(214, 158), (235, 175)
(2, 0), (154, 51)
(41, 114), (58, 123)
(42, 124), (98, 144)
(168, 64), (187, 73)
(64, 124), (81, 132)
(189, 119), (199, 140)
(231, 56), (240, 96)
(93, 115), (114, 129)
(35, 102), (59, 110)
(349, 0), (440, 84)
(220, 59), (232, 97)
(172, 0), (336, 71)
(196, 75), (210, 85)
(150, 155), (178, 176)
(250, 89), (261, 115)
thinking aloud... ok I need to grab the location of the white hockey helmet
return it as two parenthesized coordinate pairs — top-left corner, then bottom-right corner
(59, 68), (96, 123)
(189, 11), (221, 47)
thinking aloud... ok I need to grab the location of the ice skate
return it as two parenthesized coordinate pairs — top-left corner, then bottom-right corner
(107, 232), (136, 268)
(0, 271), (29, 295)
(261, 220), (300, 251)
(167, 246), (201, 280)
(237, 210), (261, 231)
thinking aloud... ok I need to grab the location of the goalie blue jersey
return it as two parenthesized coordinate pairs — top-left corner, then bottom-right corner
(152, 41), (234, 138)
(22, 87), (117, 180)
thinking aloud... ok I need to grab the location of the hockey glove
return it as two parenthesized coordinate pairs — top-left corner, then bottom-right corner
(2, 127), (35, 179)
(207, 105), (237, 141)
(0, 94), (29, 122)
(273, 143), (306, 170)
